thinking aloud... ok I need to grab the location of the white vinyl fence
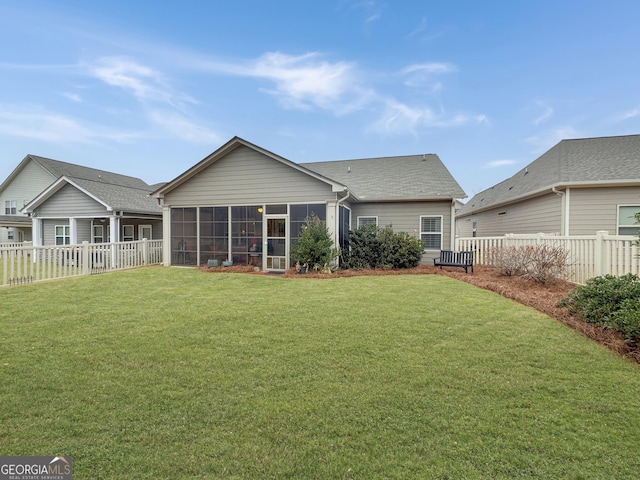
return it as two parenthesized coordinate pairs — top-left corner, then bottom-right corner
(456, 231), (640, 284)
(0, 239), (163, 286)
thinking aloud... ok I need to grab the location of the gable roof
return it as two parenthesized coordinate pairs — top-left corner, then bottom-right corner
(153, 136), (466, 202)
(458, 134), (640, 216)
(153, 136), (348, 198)
(17, 156), (161, 216)
(304, 154), (466, 201)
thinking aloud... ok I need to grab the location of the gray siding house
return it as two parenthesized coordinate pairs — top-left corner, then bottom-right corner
(18, 157), (162, 246)
(152, 136), (466, 272)
(0, 155), (66, 243)
(457, 135), (640, 238)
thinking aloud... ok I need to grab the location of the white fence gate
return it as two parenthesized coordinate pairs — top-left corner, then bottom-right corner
(456, 231), (639, 284)
(0, 239), (163, 286)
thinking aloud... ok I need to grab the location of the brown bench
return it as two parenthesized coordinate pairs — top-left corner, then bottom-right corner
(433, 250), (474, 273)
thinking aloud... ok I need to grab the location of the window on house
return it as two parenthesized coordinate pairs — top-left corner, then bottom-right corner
(7, 229), (14, 240)
(357, 216), (378, 228)
(122, 225), (135, 241)
(93, 225), (104, 243)
(139, 225), (153, 240)
(5, 200), (16, 215)
(618, 206), (640, 236)
(420, 216), (442, 250)
(55, 225), (70, 245)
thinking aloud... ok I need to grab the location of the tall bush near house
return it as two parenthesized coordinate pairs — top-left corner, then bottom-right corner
(291, 215), (339, 272)
(343, 224), (423, 269)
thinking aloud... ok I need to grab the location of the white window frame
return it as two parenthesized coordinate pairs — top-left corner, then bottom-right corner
(5, 200), (16, 215)
(139, 224), (153, 240)
(55, 225), (71, 245)
(122, 225), (135, 242)
(420, 215), (443, 251)
(92, 224), (105, 243)
(617, 205), (640, 236)
(357, 216), (378, 228)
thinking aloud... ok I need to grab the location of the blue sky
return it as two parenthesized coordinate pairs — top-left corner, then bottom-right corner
(2, 1), (640, 197)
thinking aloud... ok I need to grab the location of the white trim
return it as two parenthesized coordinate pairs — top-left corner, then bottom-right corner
(420, 214), (443, 251)
(357, 216), (378, 228)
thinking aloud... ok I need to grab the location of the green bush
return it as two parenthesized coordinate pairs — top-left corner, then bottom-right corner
(611, 299), (640, 345)
(343, 224), (423, 269)
(291, 215), (339, 271)
(561, 274), (640, 341)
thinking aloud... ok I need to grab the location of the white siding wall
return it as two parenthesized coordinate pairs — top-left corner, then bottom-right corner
(568, 186), (640, 235)
(163, 146), (336, 206)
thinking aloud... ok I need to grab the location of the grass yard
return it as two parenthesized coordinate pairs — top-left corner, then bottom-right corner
(1, 266), (640, 479)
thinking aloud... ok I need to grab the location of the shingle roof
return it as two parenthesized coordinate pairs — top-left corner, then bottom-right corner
(71, 178), (161, 215)
(30, 155), (151, 190)
(26, 155), (161, 215)
(304, 154), (466, 201)
(458, 134), (640, 216)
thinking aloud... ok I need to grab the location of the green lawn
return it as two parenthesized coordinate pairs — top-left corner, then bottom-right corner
(1, 267), (639, 479)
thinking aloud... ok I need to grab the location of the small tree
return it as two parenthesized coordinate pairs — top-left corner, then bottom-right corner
(291, 215), (339, 272)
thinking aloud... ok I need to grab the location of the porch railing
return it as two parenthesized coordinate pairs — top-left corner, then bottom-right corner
(0, 239), (163, 286)
(456, 231), (639, 284)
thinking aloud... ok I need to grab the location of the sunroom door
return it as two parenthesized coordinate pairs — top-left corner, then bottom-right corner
(266, 217), (287, 272)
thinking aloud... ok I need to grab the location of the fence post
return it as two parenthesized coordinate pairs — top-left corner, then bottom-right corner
(142, 238), (149, 265)
(82, 241), (90, 276)
(594, 230), (608, 277)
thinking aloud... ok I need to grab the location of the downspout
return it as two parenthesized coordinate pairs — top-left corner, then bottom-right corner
(551, 186), (568, 235)
(335, 189), (350, 264)
(450, 199), (457, 250)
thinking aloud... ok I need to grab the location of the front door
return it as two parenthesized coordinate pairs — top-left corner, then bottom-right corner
(266, 217), (287, 271)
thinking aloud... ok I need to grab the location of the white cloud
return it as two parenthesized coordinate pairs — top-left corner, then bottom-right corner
(620, 108), (640, 120)
(147, 110), (224, 144)
(60, 92), (82, 103)
(0, 105), (138, 144)
(533, 102), (553, 125)
(87, 56), (196, 109)
(483, 159), (518, 168)
(251, 52), (362, 111)
(401, 62), (457, 90)
(370, 99), (486, 135)
(525, 127), (581, 152)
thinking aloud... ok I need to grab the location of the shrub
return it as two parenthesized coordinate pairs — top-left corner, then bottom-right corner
(487, 246), (529, 277)
(611, 299), (640, 345)
(291, 215), (339, 272)
(343, 224), (423, 270)
(561, 273), (640, 329)
(487, 244), (569, 283)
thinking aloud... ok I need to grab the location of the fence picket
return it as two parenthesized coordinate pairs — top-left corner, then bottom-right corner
(456, 232), (639, 284)
(0, 239), (163, 287)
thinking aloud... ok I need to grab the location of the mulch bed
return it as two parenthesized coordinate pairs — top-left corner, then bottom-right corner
(200, 263), (640, 364)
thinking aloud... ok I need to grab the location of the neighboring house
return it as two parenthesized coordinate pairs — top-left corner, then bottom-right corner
(456, 134), (640, 238)
(6, 155), (164, 246)
(0, 154), (66, 243)
(152, 136), (466, 272)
